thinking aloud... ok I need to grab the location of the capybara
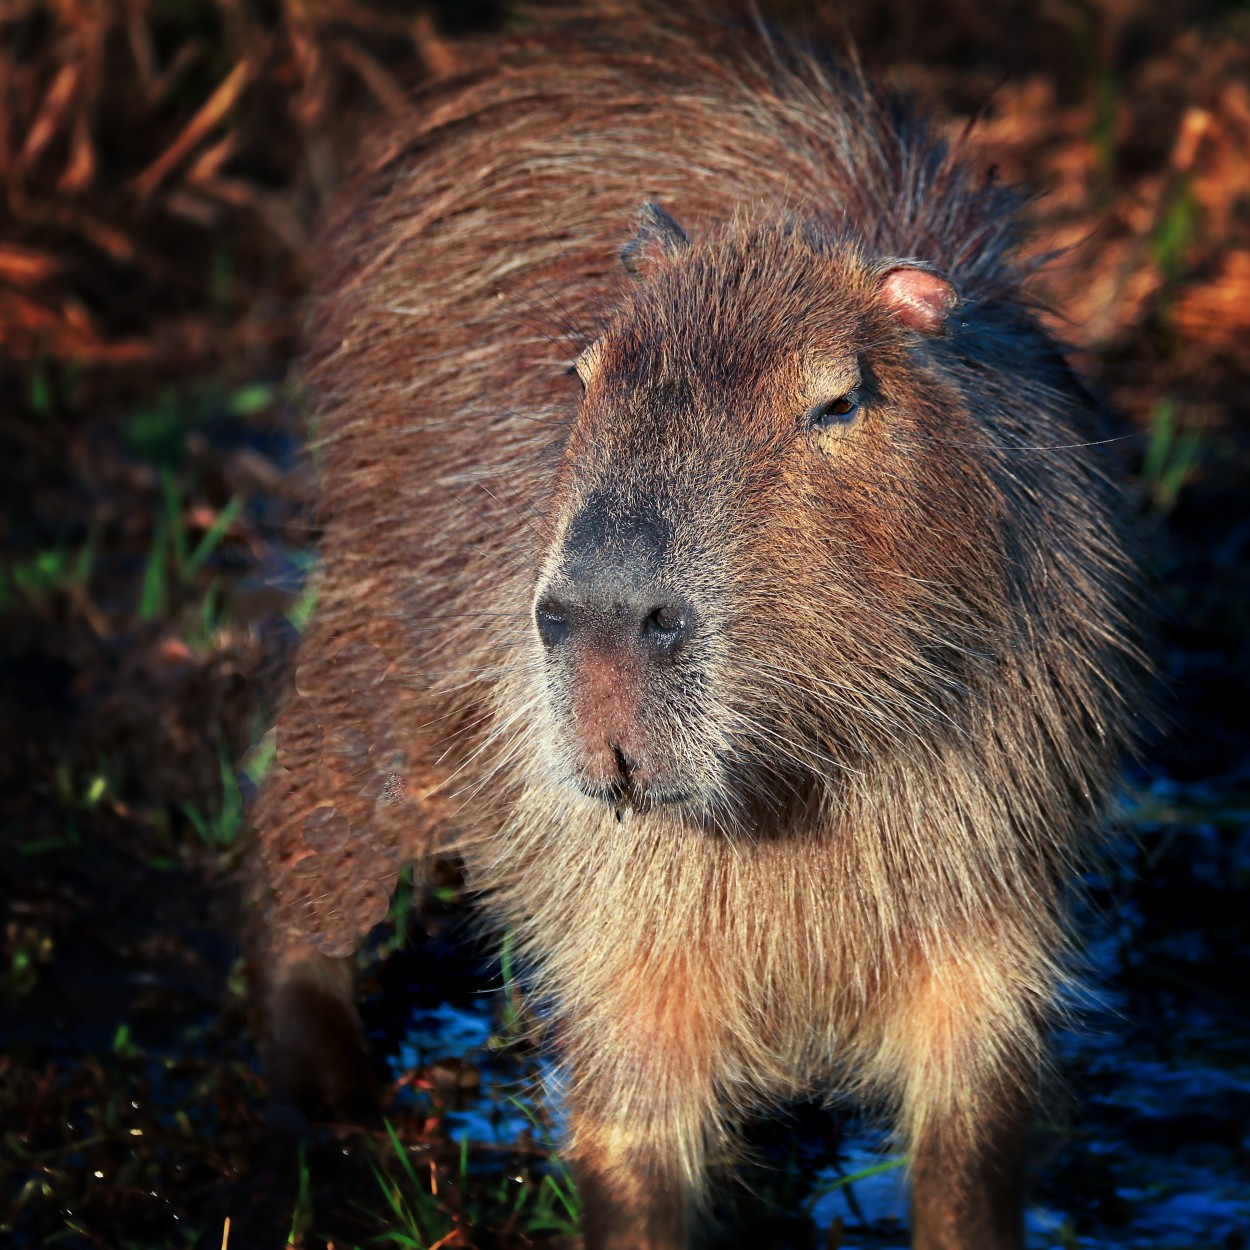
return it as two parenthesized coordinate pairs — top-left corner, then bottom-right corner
(250, 8), (1146, 1248)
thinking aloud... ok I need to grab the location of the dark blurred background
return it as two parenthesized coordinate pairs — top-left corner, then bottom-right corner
(1, 2), (1248, 1247)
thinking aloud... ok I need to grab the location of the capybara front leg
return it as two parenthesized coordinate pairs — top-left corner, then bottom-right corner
(558, 959), (728, 1250)
(874, 945), (1046, 1250)
(572, 1127), (692, 1250)
(909, 1107), (1027, 1250)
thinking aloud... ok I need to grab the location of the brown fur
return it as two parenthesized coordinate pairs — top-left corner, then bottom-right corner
(250, 9), (1146, 1248)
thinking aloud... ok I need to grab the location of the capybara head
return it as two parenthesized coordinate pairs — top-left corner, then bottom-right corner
(531, 204), (1025, 829)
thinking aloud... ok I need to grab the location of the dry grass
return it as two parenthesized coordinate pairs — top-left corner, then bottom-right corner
(0, 0), (462, 374)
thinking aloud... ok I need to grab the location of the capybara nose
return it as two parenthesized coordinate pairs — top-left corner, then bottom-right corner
(537, 492), (695, 660)
(534, 587), (696, 660)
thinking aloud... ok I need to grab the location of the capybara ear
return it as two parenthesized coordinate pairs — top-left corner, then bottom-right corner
(877, 264), (958, 334)
(620, 201), (690, 275)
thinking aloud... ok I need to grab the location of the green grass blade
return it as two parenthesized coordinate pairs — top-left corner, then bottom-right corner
(139, 518), (168, 620)
(162, 468), (190, 573)
(184, 495), (245, 579)
(805, 1155), (908, 1206)
(382, 1119), (423, 1192)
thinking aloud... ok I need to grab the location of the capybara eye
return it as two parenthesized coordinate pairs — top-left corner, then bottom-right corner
(808, 390), (860, 430)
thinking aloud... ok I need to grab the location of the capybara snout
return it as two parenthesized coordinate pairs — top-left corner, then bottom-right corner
(536, 493), (703, 804)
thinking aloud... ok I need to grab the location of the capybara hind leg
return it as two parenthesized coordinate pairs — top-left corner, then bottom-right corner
(248, 616), (415, 1120)
(261, 942), (373, 1121)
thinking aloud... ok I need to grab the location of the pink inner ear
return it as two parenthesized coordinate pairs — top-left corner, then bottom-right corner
(879, 266), (958, 334)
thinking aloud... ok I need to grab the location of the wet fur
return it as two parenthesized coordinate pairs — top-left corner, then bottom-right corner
(251, 9), (1145, 1247)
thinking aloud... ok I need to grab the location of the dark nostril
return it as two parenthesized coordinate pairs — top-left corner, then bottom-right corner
(641, 600), (693, 657)
(650, 604), (684, 634)
(535, 595), (571, 649)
